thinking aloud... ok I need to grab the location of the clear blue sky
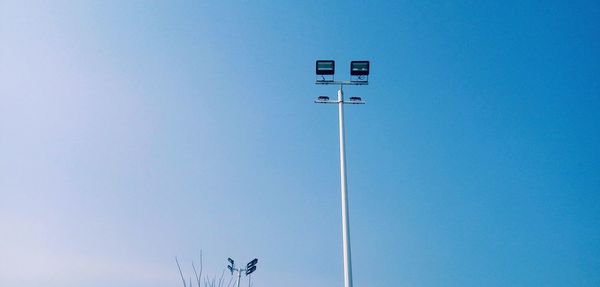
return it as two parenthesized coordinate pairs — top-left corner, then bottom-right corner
(1, 1), (599, 286)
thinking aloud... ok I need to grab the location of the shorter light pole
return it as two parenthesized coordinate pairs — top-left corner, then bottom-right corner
(227, 257), (258, 287)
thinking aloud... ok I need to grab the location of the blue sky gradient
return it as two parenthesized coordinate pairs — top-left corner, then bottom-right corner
(1, 1), (599, 286)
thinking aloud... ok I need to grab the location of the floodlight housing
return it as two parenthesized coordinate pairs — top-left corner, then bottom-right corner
(316, 60), (335, 75)
(246, 266), (257, 275)
(350, 61), (370, 76)
(247, 258), (258, 268)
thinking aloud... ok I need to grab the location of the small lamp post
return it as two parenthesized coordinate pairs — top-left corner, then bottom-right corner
(227, 257), (258, 287)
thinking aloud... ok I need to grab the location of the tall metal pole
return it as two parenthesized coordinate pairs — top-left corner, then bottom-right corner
(236, 269), (242, 287)
(337, 85), (353, 287)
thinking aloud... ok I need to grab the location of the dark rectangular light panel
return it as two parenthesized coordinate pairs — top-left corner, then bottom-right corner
(350, 61), (370, 76)
(316, 60), (335, 75)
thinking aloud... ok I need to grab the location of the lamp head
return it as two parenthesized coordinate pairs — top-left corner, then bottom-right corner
(350, 61), (369, 76)
(316, 60), (335, 75)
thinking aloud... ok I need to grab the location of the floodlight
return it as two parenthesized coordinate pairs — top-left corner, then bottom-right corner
(247, 258), (258, 268)
(228, 258), (234, 265)
(316, 60), (335, 75)
(246, 266), (257, 275)
(350, 61), (369, 76)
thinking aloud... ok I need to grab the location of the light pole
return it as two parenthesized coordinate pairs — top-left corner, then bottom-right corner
(227, 257), (258, 287)
(315, 60), (370, 287)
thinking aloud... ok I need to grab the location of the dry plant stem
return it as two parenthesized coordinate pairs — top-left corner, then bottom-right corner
(176, 257), (187, 287)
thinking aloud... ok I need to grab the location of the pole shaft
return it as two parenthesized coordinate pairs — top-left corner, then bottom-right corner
(337, 87), (353, 287)
(236, 269), (242, 287)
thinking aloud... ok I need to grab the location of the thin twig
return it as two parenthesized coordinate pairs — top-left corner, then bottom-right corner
(175, 257), (187, 287)
(226, 274), (234, 287)
(218, 268), (226, 287)
(192, 261), (199, 287)
(199, 250), (203, 287)
(228, 276), (237, 287)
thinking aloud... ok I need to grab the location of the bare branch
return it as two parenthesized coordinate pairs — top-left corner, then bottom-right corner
(228, 276), (237, 287)
(192, 250), (204, 287)
(218, 268), (226, 287)
(175, 257), (187, 287)
(199, 250), (203, 286)
(192, 261), (200, 287)
(226, 273), (234, 287)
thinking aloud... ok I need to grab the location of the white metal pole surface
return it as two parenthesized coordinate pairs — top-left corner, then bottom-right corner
(236, 269), (242, 287)
(337, 86), (353, 287)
